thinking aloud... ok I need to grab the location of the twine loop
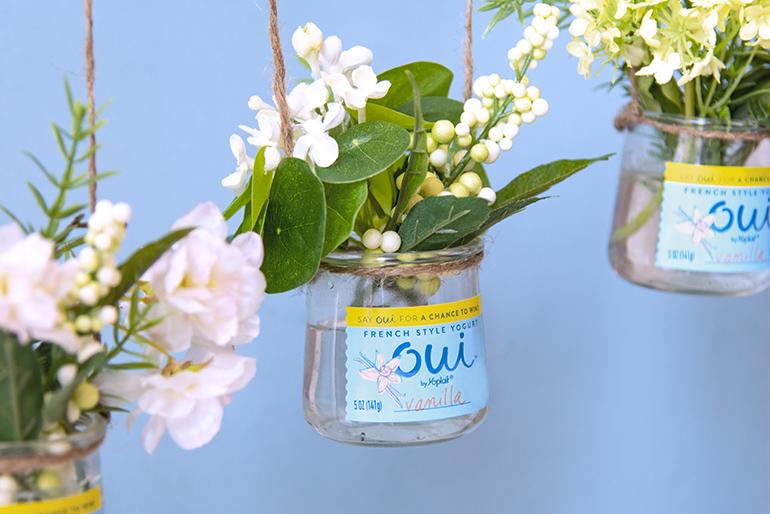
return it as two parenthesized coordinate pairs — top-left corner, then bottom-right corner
(614, 72), (770, 142)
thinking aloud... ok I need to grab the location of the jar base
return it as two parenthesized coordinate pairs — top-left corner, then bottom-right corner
(609, 245), (770, 296)
(304, 408), (487, 447)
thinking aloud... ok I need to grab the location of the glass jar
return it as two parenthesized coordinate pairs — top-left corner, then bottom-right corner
(304, 240), (488, 446)
(609, 112), (770, 295)
(0, 414), (106, 512)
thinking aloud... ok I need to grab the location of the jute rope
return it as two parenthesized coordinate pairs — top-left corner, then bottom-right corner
(320, 250), (484, 277)
(268, 0), (294, 155)
(464, 0), (473, 101)
(0, 433), (105, 474)
(84, 0), (97, 212)
(614, 71), (770, 142)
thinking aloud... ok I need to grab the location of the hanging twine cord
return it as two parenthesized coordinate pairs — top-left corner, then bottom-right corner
(268, 0), (294, 155)
(84, 0), (97, 212)
(464, 0), (473, 101)
(320, 249), (484, 277)
(614, 70), (770, 142)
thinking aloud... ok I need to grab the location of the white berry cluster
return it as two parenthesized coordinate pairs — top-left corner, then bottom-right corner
(507, 3), (561, 73)
(68, 200), (129, 334)
(362, 228), (402, 253)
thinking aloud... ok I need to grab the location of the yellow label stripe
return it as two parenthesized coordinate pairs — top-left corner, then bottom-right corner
(346, 296), (482, 328)
(0, 486), (101, 514)
(665, 162), (770, 186)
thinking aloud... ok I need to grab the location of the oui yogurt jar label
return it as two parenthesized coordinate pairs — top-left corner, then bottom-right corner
(344, 296), (488, 423)
(656, 162), (770, 272)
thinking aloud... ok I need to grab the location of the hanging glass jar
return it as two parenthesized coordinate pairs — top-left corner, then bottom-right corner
(303, 240), (488, 446)
(609, 112), (770, 295)
(0, 414), (106, 513)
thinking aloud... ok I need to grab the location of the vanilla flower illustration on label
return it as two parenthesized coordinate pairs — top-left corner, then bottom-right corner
(344, 297), (488, 423)
(656, 163), (770, 272)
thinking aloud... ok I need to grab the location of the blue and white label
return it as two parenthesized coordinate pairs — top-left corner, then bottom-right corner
(344, 296), (488, 423)
(656, 162), (770, 272)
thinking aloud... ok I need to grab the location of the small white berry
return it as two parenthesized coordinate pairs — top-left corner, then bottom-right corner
(499, 137), (513, 151)
(488, 126), (504, 142)
(484, 140), (501, 164)
(516, 39), (533, 54)
(475, 108), (490, 124)
(521, 111), (537, 124)
(533, 3), (551, 17)
(470, 143), (489, 163)
(532, 98), (550, 116)
(459, 172), (483, 195)
(488, 73), (501, 86)
(362, 228), (383, 250)
(533, 48), (547, 60)
(448, 183), (470, 198)
(455, 123), (470, 137)
(112, 202), (132, 223)
(477, 187), (497, 204)
(100, 306), (118, 325)
(57, 364), (78, 386)
(430, 149), (448, 168)
(511, 83), (527, 98)
(503, 122), (520, 139)
(514, 97), (532, 112)
(482, 97), (495, 108)
(457, 134), (472, 147)
(460, 111), (477, 127)
(526, 86), (541, 100)
(431, 120), (455, 144)
(380, 231), (402, 253)
(96, 267), (121, 288)
(78, 284), (101, 306)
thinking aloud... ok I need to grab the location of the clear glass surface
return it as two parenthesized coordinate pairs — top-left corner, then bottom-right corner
(303, 240), (488, 446)
(0, 414), (106, 510)
(609, 112), (770, 295)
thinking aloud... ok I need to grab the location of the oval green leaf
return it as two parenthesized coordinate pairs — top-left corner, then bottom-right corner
(322, 181), (368, 257)
(373, 62), (454, 109)
(397, 96), (464, 124)
(399, 196), (490, 251)
(317, 121), (410, 184)
(0, 332), (43, 441)
(262, 158), (326, 293)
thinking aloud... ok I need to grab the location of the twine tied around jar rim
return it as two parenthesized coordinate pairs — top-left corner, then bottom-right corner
(319, 249), (484, 277)
(0, 430), (105, 474)
(614, 71), (770, 142)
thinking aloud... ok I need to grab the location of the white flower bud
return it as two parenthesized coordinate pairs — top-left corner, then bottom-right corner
(550, 6), (561, 17)
(78, 284), (101, 306)
(516, 39), (533, 55)
(77, 341), (104, 363)
(430, 149), (448, 168)
(100, 306), (118, 325)
(112, 202), (132, 224)
(527, 86), (541, 100)
(362, 228), (383, 250)
(75, 272), (91, 288)
(533, 48), (547, 60)
(482, 97), (495, 108)
(533, 3), (552, 17)
(511, 82), (527, 98)
(528, 32), (546, 48)
(455, 123), (471, 137)
(470, 144), (489, 163)
(488, 126), (504, 142)
(475, 108), (490, 124)
(431, 120), (455, 144)
(508, 47), (523, 62)
(477, 187), (497, 204)
(499, 137), (513, 151)
(75, 315), (92, 333)
(528, 59), (539, 70)
(472, 76), (490, 98)
(484, 140), (501, 164)
(547, 25), (560, 40)
(521, 111), (537, 124)
(488, 73), (501, 86)
(482, 84), (495, 98)
(457, 134), (473, 147)
(533, 16), (550, 36)
(543, 38), (554, 50)
(93, 233), (113, 251)
(96, 267), (121, 288)
(95, 200), (113, 214)
(452, 150), (467, 166)
(292, 22), (323, 59)
(493, 84), (507, 99)
(57, 364), (78, 386)
(448, 183), (470, 198)
(459, 172), (483, 195)
(532, 98), (550, 116)
(503, 122), (520, 138)
(460, 111), (477, 127)
(464, 98), (483, 112)
(509, 113), (523, 126)
(380, 231), (401, 253)
(514, 97), (532, 112)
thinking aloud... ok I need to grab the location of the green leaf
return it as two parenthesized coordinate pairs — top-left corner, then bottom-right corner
(495, 155), (612, 206)
(262, 158), (326, 293)
(99, 228), (194, 306)
(358, 103), (433, 130)
(317, 121), (410, 184)
(373, 62), (454, 109)
(322, 181), (368, 257)
(397, 97), (464, 124)
(250, 147), (274, 231)
(611, 189), (663, 242)
(479, 196), (546, 234)
(369, 167), (397, 215)
(388, 70), (429, 231)
(0, 331), (44, 441)
(43, 352), (107, 426)
(399, 196), (490, 251)
(223, 177), (251, 220)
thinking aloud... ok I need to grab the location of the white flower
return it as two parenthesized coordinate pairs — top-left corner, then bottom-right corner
(638, 11), (660, 47)
(144, 203), (266, 352)
(0, 224), (79, 348)
(318, 36), (373, 76)
(291, 22), (323, 61)
(293, 103), (345, 168)
(637, 51), (682, 84)
(326, 66), (390, 110)
(567, 40), (595, 78)
(95, 347), (256, 453)
(287, 80), (330, 121)
(221, 135), (254, 193)
(238, 108), (283, 169)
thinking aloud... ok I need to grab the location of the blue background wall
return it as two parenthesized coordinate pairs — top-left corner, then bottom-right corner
(0, 2), (767, 513)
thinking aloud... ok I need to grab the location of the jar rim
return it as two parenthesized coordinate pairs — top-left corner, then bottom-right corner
(0, 413), (107, 454)
(322, 238), (484, 270)
(640, 110), (769, 133)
